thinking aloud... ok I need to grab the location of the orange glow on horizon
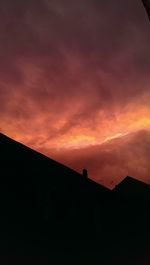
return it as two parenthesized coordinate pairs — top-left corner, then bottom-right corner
(1, 103), (150, 151)
(0, 0), (150, 187)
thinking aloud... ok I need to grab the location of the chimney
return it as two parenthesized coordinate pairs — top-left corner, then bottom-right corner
(82, 168), (88, 178)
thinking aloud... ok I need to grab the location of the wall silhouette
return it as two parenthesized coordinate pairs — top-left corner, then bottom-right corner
(0, 133), (150, 265)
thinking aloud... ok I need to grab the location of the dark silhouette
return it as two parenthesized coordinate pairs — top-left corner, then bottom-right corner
(82, 168), (88, 178)
(114, 176), (150, 201)
(0, 132), (150, 264)
(142, 0), (150, 20)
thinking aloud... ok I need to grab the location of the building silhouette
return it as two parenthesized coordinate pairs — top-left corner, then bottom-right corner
(0, 132), (150, 265)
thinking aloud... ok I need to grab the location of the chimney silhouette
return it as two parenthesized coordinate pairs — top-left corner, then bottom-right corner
(82, 168), (88, 178)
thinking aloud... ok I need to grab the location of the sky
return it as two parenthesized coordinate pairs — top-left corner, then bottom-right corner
(0, 0), (150, 188)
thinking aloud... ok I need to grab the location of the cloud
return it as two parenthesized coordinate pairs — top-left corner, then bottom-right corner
(0, 0), (150, 185)
(42, 130), (150, 188)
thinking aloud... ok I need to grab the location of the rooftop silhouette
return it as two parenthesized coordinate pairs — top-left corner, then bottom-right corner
(114, 176), (150, 201)
(0, 132), (150, 264)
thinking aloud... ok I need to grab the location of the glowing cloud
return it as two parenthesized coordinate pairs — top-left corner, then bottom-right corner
(0, 0), (150, 186)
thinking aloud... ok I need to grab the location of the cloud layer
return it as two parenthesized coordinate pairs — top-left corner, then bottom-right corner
(0, 0), (150, 186)
(42, 129), (150, 188)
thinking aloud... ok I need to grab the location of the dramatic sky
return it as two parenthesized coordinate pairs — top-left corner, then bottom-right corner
(0, 0), (150, 188)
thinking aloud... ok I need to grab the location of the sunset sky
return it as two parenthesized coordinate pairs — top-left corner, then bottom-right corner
(0, 0), (150, 188)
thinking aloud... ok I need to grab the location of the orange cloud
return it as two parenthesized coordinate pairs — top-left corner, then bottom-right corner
(42, 130), (150, 188)
(0, 0), (150, 186)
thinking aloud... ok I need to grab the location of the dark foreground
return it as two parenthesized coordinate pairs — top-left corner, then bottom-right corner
(0, 133), (150, 264)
